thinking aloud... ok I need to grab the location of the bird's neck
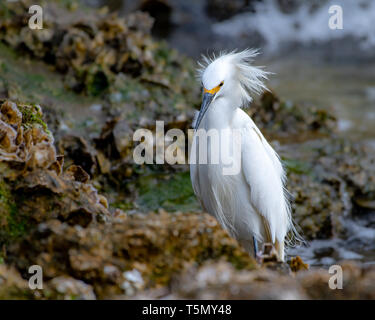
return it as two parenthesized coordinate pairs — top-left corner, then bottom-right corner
(204, 97), (237, 130)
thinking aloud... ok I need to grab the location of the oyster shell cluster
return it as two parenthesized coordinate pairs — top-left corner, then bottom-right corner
(0, 100), (110, 246)
(0, 0), (156, 95)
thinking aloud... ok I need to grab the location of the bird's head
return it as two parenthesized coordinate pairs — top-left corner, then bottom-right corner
(194, 49), (269, 129)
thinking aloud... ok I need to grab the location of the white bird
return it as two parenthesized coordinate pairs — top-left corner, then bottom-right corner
(190, 49), (300, 261)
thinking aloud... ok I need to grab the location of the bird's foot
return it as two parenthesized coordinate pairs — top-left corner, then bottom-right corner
(256, 243), (279, 264)
(252, 236), (258, 258)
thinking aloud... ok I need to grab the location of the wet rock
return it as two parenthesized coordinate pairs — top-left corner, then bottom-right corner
(0, 264), (34, 299)
(47, 276), (96, 300)
(121, 268), (145, 296)
(7, 211), (256, 299)
(94, 117), (132, 161)
(205, 0), (256, 21)
(297, 262), (375, 299)
(0, 119), (18, 155)
(0, 100), (110, 245)
(139, 0), (172, 38)
(0, 0), (191, 97)
(64, 165), (90, 183)
(288, 171), (344, 239)
(248, 91), (337, 140)
(285, 138), (375, 239)
(14, 169), (110, 227)
(170, 261), (307, 299)
(1, 101), (22, 126)
(89, 116), (136, 188)
(0, 100), (52, 162)
(167, 260), (374, 300)
(58, 135), (98, 177)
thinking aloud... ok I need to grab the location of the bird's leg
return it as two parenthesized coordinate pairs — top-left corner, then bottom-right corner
(253, 236), (258, 259)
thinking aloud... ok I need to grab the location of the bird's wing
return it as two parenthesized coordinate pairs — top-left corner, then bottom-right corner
(246, 118), (285, 181)
(190, 162), (200, 199)
(241, 123), (289, 243)
(190, 165), (209, 213)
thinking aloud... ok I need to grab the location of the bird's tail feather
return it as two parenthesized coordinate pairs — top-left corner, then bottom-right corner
(283, 187), (306, 251)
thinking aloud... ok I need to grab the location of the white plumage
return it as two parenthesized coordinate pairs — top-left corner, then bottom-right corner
(190, 49), (299, 261)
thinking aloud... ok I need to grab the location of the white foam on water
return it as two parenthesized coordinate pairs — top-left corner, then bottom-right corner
(338, 248), (363, 260)
(288, 218), (375, 266)
(213, 0), (375, 53)
(337, 119), (353, 131)
(320, 256), (336, 266)
(288, 238), (340, 265)
(344, 220), (375, 242)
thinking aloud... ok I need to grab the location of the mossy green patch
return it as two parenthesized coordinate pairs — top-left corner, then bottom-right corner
(86, 68), (110, 97)
(111, 200), (134, 212)
(136, 171), (200, 212)
(0, 43), (107, 135)
(0, 43), (73, 103)
(0, 2), (14, 20)
(0, 178), (28, 245)
(18, 104), (50, 134)
(283, 158), (312, 175)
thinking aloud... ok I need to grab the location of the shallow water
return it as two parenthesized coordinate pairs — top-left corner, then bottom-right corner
(289, 218), (375, 267)
(261, 54), (375, 145)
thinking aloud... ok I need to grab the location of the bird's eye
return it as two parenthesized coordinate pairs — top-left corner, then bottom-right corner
(219, 81), (224, 87)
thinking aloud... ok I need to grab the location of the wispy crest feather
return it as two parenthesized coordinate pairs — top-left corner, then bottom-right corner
(197, 49), (270, 106)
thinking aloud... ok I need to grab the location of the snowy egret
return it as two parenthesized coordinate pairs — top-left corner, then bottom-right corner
(190, 49), (300, 261)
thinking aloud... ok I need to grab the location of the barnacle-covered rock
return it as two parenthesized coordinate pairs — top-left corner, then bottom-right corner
(0, 264), (35, 300)
(0, 0), (195, 98)
(284, 138), (375, 239)
(0, 100), (110, 245)
(58, 135), (98, 177)
(94, 117), (133, 161)
(1, 100), (22, 126)
(46, 276), (96, 300)
(7, 211), (257, 299)
(289, 172), (344, 239)
(248, 91), (337, 140)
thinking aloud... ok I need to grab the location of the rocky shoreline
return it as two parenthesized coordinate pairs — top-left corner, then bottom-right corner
(0, 0), (374, 299)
